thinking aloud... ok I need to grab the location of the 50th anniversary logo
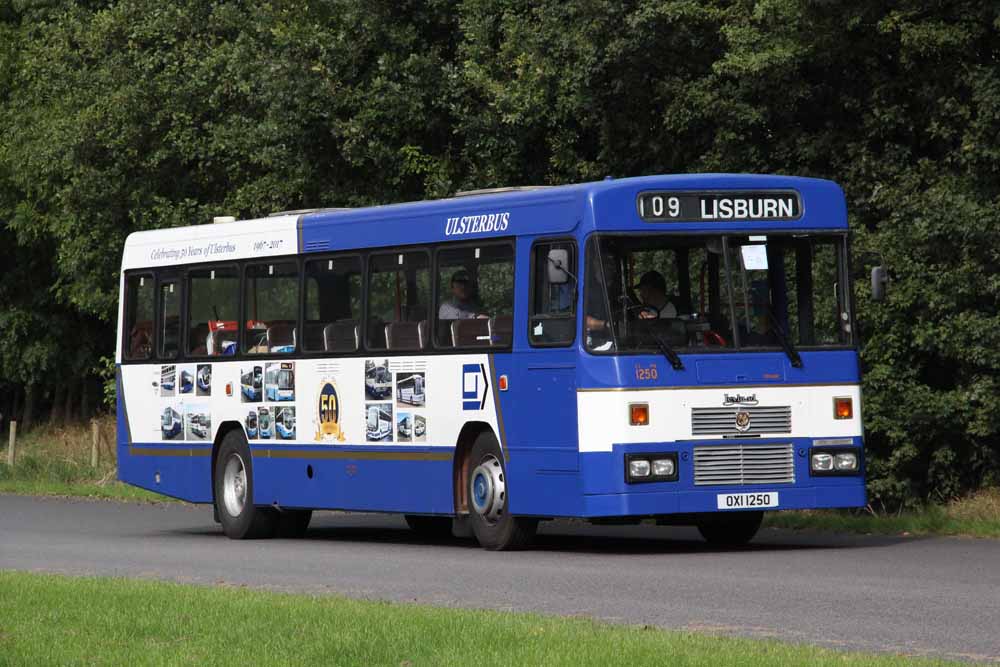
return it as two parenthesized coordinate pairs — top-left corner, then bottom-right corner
(315, 380), (346, 442)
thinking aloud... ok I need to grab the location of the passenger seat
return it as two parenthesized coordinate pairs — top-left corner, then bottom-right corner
(323, 321), (360, 353)
(385, 321), (427, 351)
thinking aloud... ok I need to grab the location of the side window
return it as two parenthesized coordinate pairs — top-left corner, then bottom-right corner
(435, 244), (515, 348)
(367, 251), (430, 351)
(158, 279), (180, 359)
(529, 241), (577, 346)
(245, 261), (299, 354)
(188, 267), (239, 356)
(304, 256), (363, 352)
(124, 274), (155, 360)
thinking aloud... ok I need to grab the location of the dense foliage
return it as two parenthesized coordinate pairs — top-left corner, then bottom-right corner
(1, 0), (997, 507)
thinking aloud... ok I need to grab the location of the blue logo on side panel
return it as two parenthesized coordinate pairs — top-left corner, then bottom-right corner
(462, 363), (489, 411)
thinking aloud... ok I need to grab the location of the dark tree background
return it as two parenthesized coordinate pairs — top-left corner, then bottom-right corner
(1, 0), (998, 507)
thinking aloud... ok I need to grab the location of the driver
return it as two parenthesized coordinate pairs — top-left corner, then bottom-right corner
(438, 270), (487, 320)
(633, 271), (678, 319)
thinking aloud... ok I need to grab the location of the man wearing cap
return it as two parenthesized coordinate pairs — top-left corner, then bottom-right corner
(634, 271), (678, 319)
(439, 270), (487, 320)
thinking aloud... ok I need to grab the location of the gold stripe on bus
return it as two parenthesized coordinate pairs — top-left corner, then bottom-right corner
(129, 447), (211, 457)
(256, 449), (453, 462)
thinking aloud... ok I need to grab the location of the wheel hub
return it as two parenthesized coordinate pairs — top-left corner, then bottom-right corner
(470, 455), (505, 523)
(223, 453), (248, 517)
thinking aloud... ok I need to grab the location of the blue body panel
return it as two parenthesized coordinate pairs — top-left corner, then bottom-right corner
(118, 174), (865, 518)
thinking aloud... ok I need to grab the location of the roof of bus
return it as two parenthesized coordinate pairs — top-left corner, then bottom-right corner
(120, 174), (846, 270)
(299, 173), (844, 229)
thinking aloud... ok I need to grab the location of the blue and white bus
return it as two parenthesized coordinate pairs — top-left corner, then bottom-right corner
(241, 367), (262, 401)
(258, 407), (273, 439)
(265, 364), (295, 402)
(116, 175), (867, 549)
(275, 408), (296, 440)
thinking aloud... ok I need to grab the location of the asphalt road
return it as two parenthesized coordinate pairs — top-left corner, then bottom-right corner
(2, 495), (998, 663)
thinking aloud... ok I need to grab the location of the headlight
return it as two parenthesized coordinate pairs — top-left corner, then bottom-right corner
(652, 458), (675, 477)
(629, 459), (651, 478)
(810, 446), (862, 476)
(811, 453), (834, 472)
(834, 452), (858, 471)
(625, 452), (678, 483)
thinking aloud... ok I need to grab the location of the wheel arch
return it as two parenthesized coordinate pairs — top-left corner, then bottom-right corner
(453, 421), (501, 514)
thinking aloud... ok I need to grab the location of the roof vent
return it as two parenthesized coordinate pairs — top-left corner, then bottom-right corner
(268, 207), (353, 217)
(452, 186), (551, 198)
(213, 216), (237, 224)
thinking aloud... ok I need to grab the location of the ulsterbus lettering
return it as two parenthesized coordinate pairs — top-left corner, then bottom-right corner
(444, 211), (510, 236)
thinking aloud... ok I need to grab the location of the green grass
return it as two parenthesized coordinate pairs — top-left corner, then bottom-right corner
(0, 417), (170, 503)
(764, 489), (1000, 539)
(0, 571), (964, 667)
(0, 475), (167, 501)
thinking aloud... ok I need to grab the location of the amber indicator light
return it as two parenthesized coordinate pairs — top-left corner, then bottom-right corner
(834, 397), (853, 420)
(630, 403), (649, 426)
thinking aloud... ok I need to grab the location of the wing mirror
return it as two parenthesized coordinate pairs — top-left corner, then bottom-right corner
(547, 249), (570, 284)
(871, 265), (889, 302)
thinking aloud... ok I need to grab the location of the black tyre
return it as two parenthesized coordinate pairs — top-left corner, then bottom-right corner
(466, 431), (537, 550)
(404, 515), (454, 538)
(213, 429), (278, 539)
(276, 510), (312, 538)
(697, 511), (763, 546)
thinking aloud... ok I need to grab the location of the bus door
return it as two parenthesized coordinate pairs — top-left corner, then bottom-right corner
(512, 238), (580, 472)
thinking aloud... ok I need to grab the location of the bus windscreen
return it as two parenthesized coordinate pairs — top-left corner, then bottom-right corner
(585, 233), (854, 355)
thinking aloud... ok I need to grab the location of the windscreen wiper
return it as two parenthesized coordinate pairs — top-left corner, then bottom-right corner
(646, 330), (684, 371)
(767, 309), (802, 368)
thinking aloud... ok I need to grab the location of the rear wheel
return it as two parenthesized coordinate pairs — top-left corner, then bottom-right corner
(697, 511), (763, 546)
(404, 515), (453, 538)
(214, 430), (278, 539)
(466, 432), (536, 550)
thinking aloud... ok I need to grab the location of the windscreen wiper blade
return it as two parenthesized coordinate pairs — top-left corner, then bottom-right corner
(647, 330), (684, 371)
(767, 310), (802, 368)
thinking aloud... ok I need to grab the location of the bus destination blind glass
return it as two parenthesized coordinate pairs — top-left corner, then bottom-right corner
(637, 191), (802, 222)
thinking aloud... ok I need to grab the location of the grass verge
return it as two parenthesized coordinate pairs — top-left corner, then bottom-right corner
(0, 571), (964, 667)
(764, 489), (1000, 539)
(0, 417), (167, 502)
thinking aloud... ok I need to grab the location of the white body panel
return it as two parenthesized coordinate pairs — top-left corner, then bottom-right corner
(576, 384), (862, 453)
(120, 354), (500, 450)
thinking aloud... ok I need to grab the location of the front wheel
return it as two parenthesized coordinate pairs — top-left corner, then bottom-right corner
(466, 432), (537, 550)
(696, 511), (763, 546)
(214, 430), (278, 539)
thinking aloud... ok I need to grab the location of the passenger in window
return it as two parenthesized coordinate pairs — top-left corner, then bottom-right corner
(438, 270), (488, 320)
(634, 271), (678, 319)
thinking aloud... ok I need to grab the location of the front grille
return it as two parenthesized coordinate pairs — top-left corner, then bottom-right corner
(691, 406), (791, 436)
(693, 443), (795, 486)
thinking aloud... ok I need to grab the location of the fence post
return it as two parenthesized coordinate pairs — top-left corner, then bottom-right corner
(91, 419), (100, 469)
(7, 421), (15, 467)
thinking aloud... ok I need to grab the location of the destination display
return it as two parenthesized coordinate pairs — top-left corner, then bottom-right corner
(637, 190), (802, 222)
